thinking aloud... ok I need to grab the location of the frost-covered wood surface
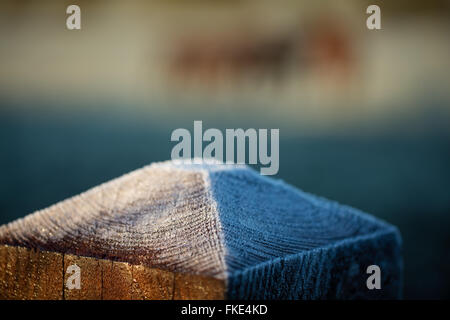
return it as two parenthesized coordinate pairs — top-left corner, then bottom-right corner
(0, 160), (402, 299)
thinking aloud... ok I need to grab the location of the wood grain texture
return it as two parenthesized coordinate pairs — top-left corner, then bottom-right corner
(0, 244), (225, 300)
(131, 264), (174, 300)
(0, 161), (403, 299)
(174, 272), (225, 300)
(0, 245), (63, 300)
(64, 254), (102, 300)
(0, 163), (226, 279)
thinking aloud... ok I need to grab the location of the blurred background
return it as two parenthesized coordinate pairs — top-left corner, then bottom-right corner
(0, 0), (449, 299)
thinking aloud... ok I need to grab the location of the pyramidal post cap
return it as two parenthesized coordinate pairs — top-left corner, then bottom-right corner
(0, 159), (402, 299)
